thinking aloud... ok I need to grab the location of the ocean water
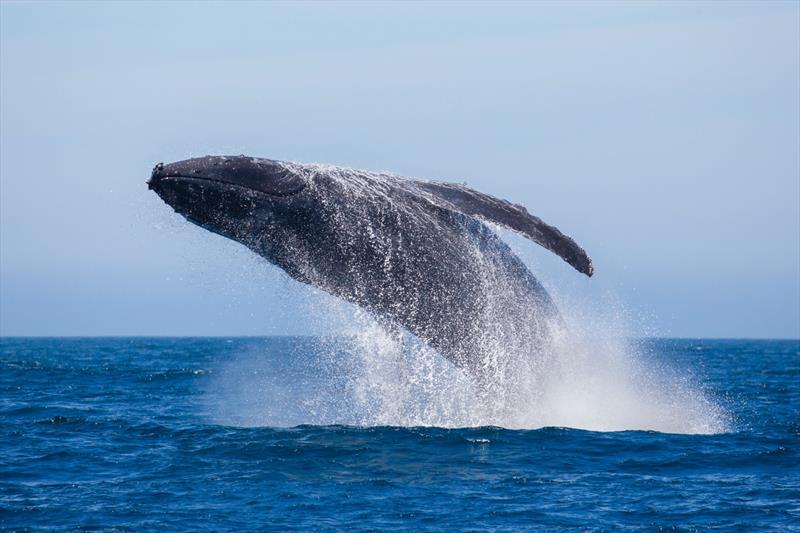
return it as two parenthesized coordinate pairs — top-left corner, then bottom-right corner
(1, 336), (798, 530)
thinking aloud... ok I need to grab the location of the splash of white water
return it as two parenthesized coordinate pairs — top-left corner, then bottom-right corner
(207, 292), (729, 434)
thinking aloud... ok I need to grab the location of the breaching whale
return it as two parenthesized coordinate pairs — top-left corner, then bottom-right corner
(148, 156), (592, 380)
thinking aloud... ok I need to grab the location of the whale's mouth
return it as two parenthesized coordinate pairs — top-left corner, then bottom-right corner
(149, 173), (306, 198)
(148, 156), (307, 197)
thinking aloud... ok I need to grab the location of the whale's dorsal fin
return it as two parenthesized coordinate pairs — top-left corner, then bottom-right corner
(414, 181), (594, 277)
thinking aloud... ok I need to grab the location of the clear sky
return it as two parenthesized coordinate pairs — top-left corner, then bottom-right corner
(1, 1), (798, 338)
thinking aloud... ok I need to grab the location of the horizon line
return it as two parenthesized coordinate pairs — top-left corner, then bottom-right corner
(0, 334), (798, 342)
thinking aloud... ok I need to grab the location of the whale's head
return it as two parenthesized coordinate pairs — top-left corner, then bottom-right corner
(148, 155), (311, 259)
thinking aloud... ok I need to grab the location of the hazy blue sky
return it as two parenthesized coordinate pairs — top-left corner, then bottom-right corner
(1, 1), (798, 338)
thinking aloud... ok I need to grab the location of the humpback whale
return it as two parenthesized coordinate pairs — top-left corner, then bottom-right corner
(149, 156), (592, 381)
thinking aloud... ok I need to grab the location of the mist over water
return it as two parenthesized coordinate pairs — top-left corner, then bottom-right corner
(207, 290), (730, 434)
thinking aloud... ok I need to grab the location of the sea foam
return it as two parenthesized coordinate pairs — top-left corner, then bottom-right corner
(208, 290), (730, 434)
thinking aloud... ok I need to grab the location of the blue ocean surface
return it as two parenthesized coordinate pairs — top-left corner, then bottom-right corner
(1, 337), (798, 530)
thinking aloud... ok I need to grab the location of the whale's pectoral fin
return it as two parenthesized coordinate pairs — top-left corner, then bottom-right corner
(415, 181), (594, 276)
